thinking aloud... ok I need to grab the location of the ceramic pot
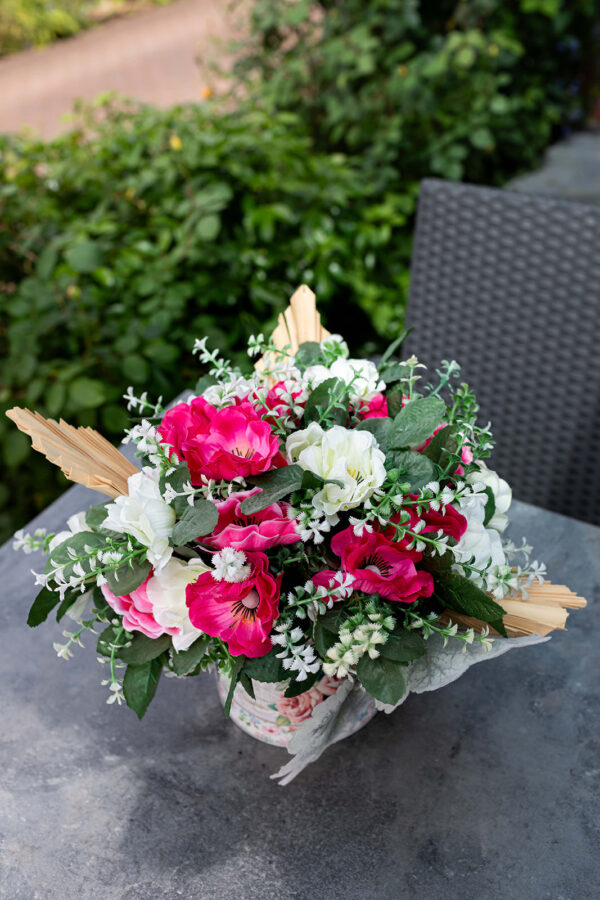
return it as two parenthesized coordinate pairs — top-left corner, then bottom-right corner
(216, 671), (377, 747)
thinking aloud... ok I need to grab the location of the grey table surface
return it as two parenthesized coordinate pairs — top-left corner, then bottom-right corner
(0, 485), (598, 900)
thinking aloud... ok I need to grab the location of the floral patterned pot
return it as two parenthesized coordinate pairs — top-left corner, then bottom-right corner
(216, 672), (377, 747)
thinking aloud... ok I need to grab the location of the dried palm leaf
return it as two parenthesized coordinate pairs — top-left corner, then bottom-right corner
(256, 284), (330, 371)
(443, 580), (587, 638)
(6, 407), (138, 498)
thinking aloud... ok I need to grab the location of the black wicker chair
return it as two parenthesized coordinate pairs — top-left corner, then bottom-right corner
(404, 178), (600, 525)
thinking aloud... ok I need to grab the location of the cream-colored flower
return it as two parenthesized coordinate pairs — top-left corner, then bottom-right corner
(467, 463), (512, 532)
(330, 358), (385, 402)
(146, 557), (209, 651)
(48, 511), (88, 553)
(104, 468), (176, 572)
(287, 423), (386, 518)
(454, 492), (506, 572)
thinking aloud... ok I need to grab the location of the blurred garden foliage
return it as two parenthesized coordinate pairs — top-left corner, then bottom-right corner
(1, 0), (598, 540)
(0, 0), (169, 56)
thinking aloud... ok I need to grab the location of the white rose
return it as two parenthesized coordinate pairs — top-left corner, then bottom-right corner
(287, 423), (386, 518)
(104, 468), (176, 572)
(454, 493), (506, 574)
(146, 557), (209, 652)
(48, 510), (88, 553)
(329, 358), (386, 403)
(467, 463), (512, 533)
(303, 364), (331, 392)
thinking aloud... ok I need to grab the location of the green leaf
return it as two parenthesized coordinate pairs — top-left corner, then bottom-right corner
(85, 503), (109, 531)
(294, 341), (324, 368)
(171, 499), (218, 544)
(97, 623), (120, 658)
(357, 654), (407, 706)
(123, 659), (163, 719)
(118, 632), (172, 664)
(386, 383), (405, 418)
(355, 417), (392, 447)
(242, 646), (286, 682)
(380, 362), (411, 385)
(65, 240), (103, 273)
(313, 618), (339, 658)
(45, 531), (105, 577)
(196, 214), (221, 241)
(55, 591), (81, 622)
(194, 374), (217, 395)
(388, 396), (446, 449)
(436, 571), (507, 636)
(171, 636), (210, 675)
(159, 461), (193, 516)
(380, 628), (425, 663)
(421, 424), (458, 466)
(27, 586), (60, 627)
(303, 377), (348, 426)
(239, 671), (256, 700)
(483, 487), (496, 527)
(241, 465), (304, 514)
(105, 558), (152, 596)
(223, 656), (245, 717)
(69, 377), (107, 409)
(385, 450), (436, 491)
(379, 328), (410, 367)
(284, 669), (321, 697)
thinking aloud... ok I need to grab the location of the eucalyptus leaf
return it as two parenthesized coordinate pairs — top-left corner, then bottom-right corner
(385, 450), (436, 491)
(118, 632), (172, 664)
(105, 558), (152, 596)
(303, 377), (348, 425)
(241, 465), (304, 514)
(388, 396), (446, 449)
(171, 498), (218, 544)
(294, 341), (324, 368)
(85, 503), (109, 531)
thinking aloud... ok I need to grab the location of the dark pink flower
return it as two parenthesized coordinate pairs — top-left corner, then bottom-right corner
(186, 551), (280, 657)
(158, 398), (285, 484)
(357, 392), (389, 420)
(259, 380), (306, 426)
(384, 499), (467, 546)
(201, 489), (300, 552)
(314, 527), (433, 604)
(101, 577), (178, 640)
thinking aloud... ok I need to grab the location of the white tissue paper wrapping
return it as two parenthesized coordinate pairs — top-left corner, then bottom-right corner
(272, 632), (548, 785)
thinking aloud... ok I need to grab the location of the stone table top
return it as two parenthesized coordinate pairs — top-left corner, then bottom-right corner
(0, 487), (598, 900)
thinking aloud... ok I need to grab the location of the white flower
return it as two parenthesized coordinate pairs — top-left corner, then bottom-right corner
(211, 547), (251, 583)
(329, 358), (385, 402)
(320, 333), (349, 360)
(145, 557), (209, 652)
(302, 358), (385, 404)
(48, 511), (88, 553)
(467, 463), (512, 533)
(103, 468), (176, 572)
(287, 423), (386, 517)
(202, 374), (257, 408)
(453, 492), (506, 573)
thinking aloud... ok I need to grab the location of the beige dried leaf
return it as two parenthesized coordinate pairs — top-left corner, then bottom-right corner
(443, 580), (587, 638)
(255, 284), (330, 371)
(6, 407), (138, 498)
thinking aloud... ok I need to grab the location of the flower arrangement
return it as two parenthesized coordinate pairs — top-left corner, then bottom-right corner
(8, 286), (585, 782)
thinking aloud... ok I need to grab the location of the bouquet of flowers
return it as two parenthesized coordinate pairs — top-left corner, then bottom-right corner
(9, 287), (585, 783)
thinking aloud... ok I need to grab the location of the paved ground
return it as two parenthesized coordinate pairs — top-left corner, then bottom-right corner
(509, 130), (600, 204)
(0, 0), (242, 138)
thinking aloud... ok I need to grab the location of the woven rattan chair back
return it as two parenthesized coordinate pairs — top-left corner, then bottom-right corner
(404, 178), (600, 524)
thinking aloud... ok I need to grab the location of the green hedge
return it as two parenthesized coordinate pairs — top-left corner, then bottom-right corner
(0, 100), (408, 541)
(1, 0), (597, 542)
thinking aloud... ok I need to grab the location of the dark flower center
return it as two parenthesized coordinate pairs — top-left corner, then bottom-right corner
(362, 552), (392, 578)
